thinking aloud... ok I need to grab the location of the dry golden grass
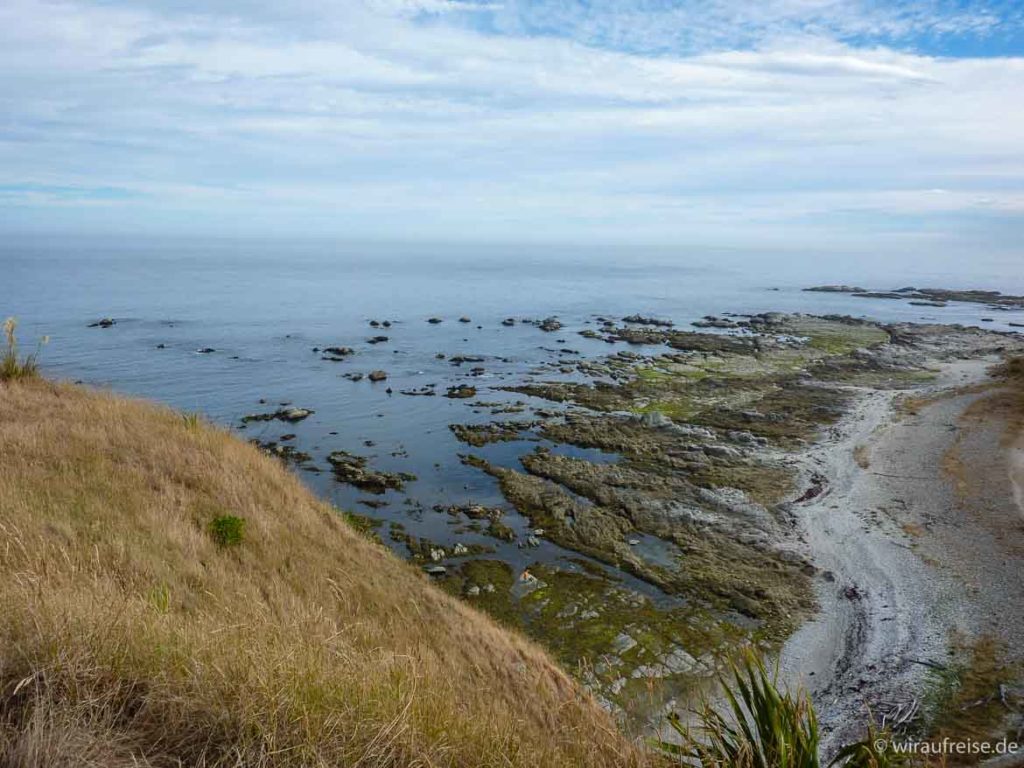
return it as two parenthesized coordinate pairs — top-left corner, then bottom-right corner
(0, 379), (648, 768)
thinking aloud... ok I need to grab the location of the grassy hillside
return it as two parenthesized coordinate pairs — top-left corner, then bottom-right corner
(0, 378), (647, 767)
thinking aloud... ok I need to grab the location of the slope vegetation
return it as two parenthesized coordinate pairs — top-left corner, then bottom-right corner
(0, 379), (645, 768)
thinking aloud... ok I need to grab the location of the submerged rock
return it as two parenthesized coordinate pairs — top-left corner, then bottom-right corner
(445, 385), (477, 399)
(322, 346), (354, 359)
(326, 450), (413, 494)
(88, 318), (116, 328)
(241, 407), (313, 423)
(622, 314), (673, 327)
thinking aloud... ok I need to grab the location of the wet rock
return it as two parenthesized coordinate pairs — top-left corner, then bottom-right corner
(250, 439), (314, 468)
(804, 285), (869, 294)
(343, 372), (364, 382)
(449, 355), (485, 365)
(539, 317), (563, 332)
(326, 450), (412, 493)
(427, 317), (443, 324)
(436, 503), (504, 521)
(322, 346), (354, 358)
(196, 347), (216, 354)
(445, 385), (477, 399)
(400, 385), (436, 396)
(368, 370), (388, 382)
(502, 318), (516, 326)
(449, 421), (534, 446)
(241, 407), (314, 423)
(459, 316), (472, 323)
(692, 315), (739, 329)
(622, 314), (673, 327)
(88, 318), (116, 328)
(367, 335), (389, 344)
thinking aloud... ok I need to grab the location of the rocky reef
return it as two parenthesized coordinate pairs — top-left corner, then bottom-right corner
(433, 312), (1022, 715)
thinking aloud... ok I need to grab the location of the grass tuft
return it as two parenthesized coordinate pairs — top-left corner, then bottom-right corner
(208, 514), (246, 547)
(1, 317), (47, 382)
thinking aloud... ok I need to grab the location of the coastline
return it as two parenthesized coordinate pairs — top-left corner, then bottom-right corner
(7, 303), (1024, 752)
(782, 356), (1024, 752)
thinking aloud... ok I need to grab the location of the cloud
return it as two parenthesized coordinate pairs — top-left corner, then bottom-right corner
(0, 0), (1021, 250)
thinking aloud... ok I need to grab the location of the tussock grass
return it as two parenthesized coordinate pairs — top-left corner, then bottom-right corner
(1, 318), (46, 382)
(0, 378), (646, 767)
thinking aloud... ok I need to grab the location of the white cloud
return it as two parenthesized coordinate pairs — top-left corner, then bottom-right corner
(0, 0), (1021, 249)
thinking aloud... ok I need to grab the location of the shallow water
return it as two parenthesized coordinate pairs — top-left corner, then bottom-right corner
(3, 237), (1022, 578)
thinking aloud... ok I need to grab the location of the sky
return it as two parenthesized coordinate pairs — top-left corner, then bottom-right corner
(1, 0), (1023, 252)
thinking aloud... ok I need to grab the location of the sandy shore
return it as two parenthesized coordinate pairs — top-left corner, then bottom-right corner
(780, 356), (1024, 752)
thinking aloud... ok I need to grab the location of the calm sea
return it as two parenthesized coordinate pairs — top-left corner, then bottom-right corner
(3, 235), (1021, 580)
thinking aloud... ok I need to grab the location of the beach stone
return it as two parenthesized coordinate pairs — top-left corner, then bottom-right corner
(611, 633), (637, 655)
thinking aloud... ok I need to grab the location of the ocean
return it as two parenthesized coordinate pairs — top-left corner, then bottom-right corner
(3, 235), (1022, 580)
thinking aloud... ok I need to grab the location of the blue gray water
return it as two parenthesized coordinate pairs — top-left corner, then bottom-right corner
(3, 236), (1022, 581)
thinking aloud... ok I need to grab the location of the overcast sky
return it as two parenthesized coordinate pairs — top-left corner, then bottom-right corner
(1, 0), (1022, 252)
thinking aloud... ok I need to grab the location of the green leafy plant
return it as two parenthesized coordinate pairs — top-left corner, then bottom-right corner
(661, 649), (820, 768)
(1, 317), (47, 382)
(657, 650), (906, 767)
(830, 726), (909, 768)
(208, 514), (246, 548)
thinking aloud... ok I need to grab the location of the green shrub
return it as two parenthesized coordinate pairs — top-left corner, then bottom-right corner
(657, 649), (906, 767)
(1, 317), (47, 382)
(659, 649), (820, 768)
(208, 514), (246, 548)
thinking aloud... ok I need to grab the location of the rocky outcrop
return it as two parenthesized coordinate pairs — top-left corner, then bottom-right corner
(326, 450), (415, 494)
(241, 407), (313, 423)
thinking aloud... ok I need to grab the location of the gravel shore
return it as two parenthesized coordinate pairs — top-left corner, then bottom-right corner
(781, 356), (1024, 752)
